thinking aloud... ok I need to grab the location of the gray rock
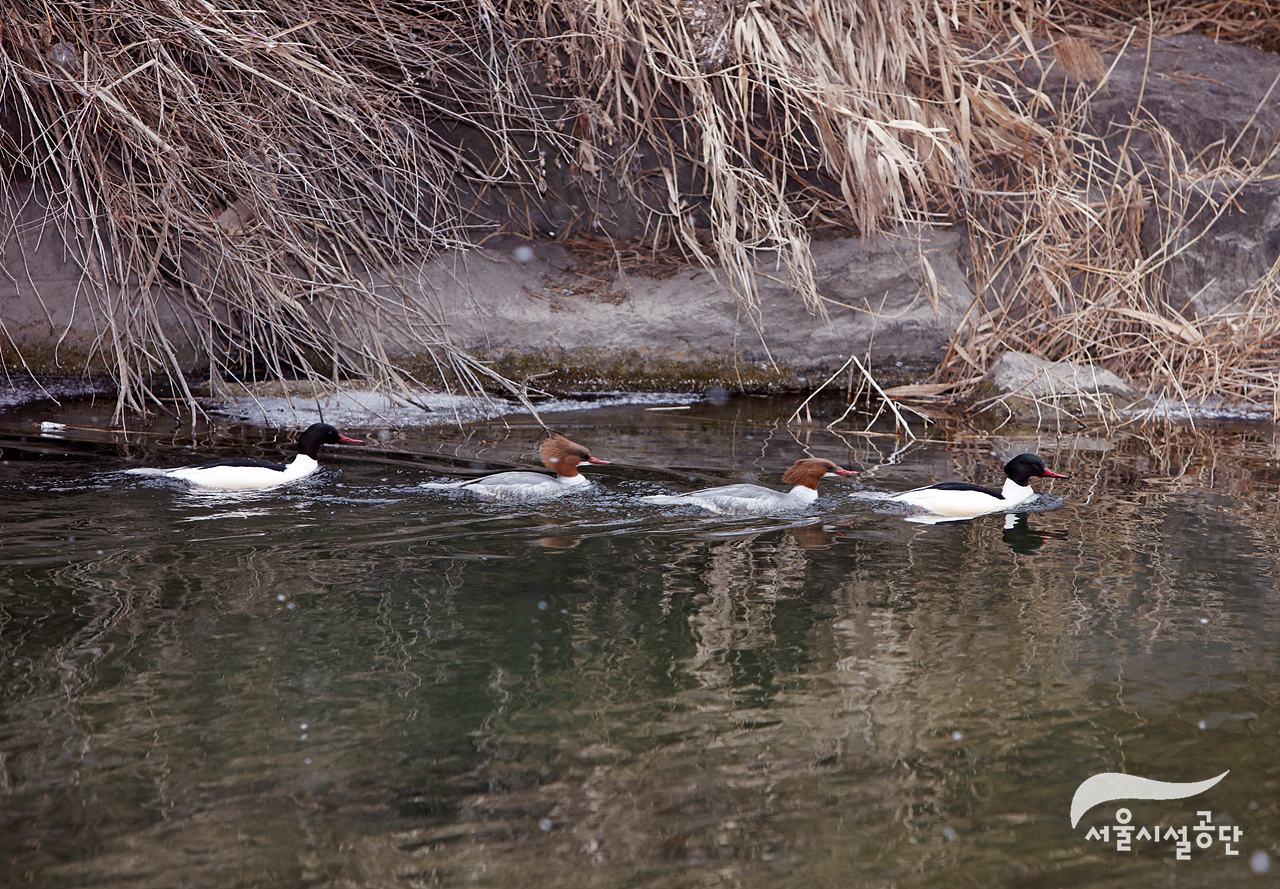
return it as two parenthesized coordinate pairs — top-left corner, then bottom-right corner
(382, 227), (976, 386)
(1022, 33), (1280, 320)
(1108, 35), (1280, 318)
(970, 352), (1144, 422)
(1141, 175), (1280, 318)
(1089, 34), (1280, 177)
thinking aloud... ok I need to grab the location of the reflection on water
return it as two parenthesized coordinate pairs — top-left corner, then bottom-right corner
(1000, 512), (1071, 554)
(0, 403), (1278, 888)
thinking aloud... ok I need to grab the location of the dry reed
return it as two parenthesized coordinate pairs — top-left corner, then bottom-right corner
(935, 4), (1280, 418)
(3, 0), (1280, 422)
(1, 0), (565, 420)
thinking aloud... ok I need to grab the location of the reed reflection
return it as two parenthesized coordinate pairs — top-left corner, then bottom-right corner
(3, 418), (1280, 889)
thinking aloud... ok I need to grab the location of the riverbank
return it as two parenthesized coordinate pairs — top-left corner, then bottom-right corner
(4, 25), (1280, 423)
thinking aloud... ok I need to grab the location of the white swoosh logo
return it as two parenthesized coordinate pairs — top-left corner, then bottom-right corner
(1071, 771), (1229, 827)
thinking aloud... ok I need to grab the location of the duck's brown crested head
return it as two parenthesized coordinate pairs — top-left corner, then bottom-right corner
(540, 434), (610, 477)
(781, 458), (856, 490)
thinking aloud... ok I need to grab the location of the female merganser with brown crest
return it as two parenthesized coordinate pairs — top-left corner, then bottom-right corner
(419, 434), (610, 501)
(639, 457), (856, 515)
(889, 453), (1069, 522)
(124, 423), (362, 491)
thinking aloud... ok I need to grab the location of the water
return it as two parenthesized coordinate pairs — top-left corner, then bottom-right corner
(1, 397), (1278, 887)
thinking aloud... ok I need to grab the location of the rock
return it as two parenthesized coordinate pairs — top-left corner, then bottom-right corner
(1022, 33), (1280, 319)
(1141, 175), (1280, 318)
(378, 227), (976, 390)
(0, 182), (196, 368)
(1089, 35), (1280, 176)
(969, 352), (1144, 422)
(1100, 36), (1280, 318)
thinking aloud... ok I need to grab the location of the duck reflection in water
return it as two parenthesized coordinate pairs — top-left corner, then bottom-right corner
(534, 536), (581, 550)
(1002, 513), (1068, 555)
(786, 522), (833, 550)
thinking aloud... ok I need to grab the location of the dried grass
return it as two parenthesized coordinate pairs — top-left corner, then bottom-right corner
(1053, 0), (1280, 54)
(519, 0), (967, 316)
(3, 0), (1280, 422)
(1, 0), (562, 420)
(936, 4), (1280, 418)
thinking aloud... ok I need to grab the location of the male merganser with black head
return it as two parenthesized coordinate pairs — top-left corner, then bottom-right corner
(639, 457), (856, 515)
(890, 453), (1069, 522)
(419, 434), (610, 501)
(125, 423), (362, 491)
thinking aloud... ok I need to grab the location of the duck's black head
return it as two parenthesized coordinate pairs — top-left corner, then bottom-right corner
(297, 423), (362, 458)
(1003, 453), (1070, 486)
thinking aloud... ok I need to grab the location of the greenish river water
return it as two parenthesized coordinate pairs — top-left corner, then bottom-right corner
(1, 395), (1277, 888)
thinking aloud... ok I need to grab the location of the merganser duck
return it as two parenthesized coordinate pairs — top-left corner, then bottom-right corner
(889, 453), (1069, 522)
(124, 423), (362, 491)
(419, 434), (610, 501)
(639, 457), (856, 515)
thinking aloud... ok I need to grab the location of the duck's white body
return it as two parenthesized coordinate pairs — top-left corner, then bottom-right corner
(422, 470), (592, 502)
(420, 434), (609, 502)
(640, 482), (822, 515)
(124, 423), (361, 491)
(888, 453), (1069, 523)
(640, 458), (856, 515)
(130, 455), (319, 491)
(892, 477), (1038, 518)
